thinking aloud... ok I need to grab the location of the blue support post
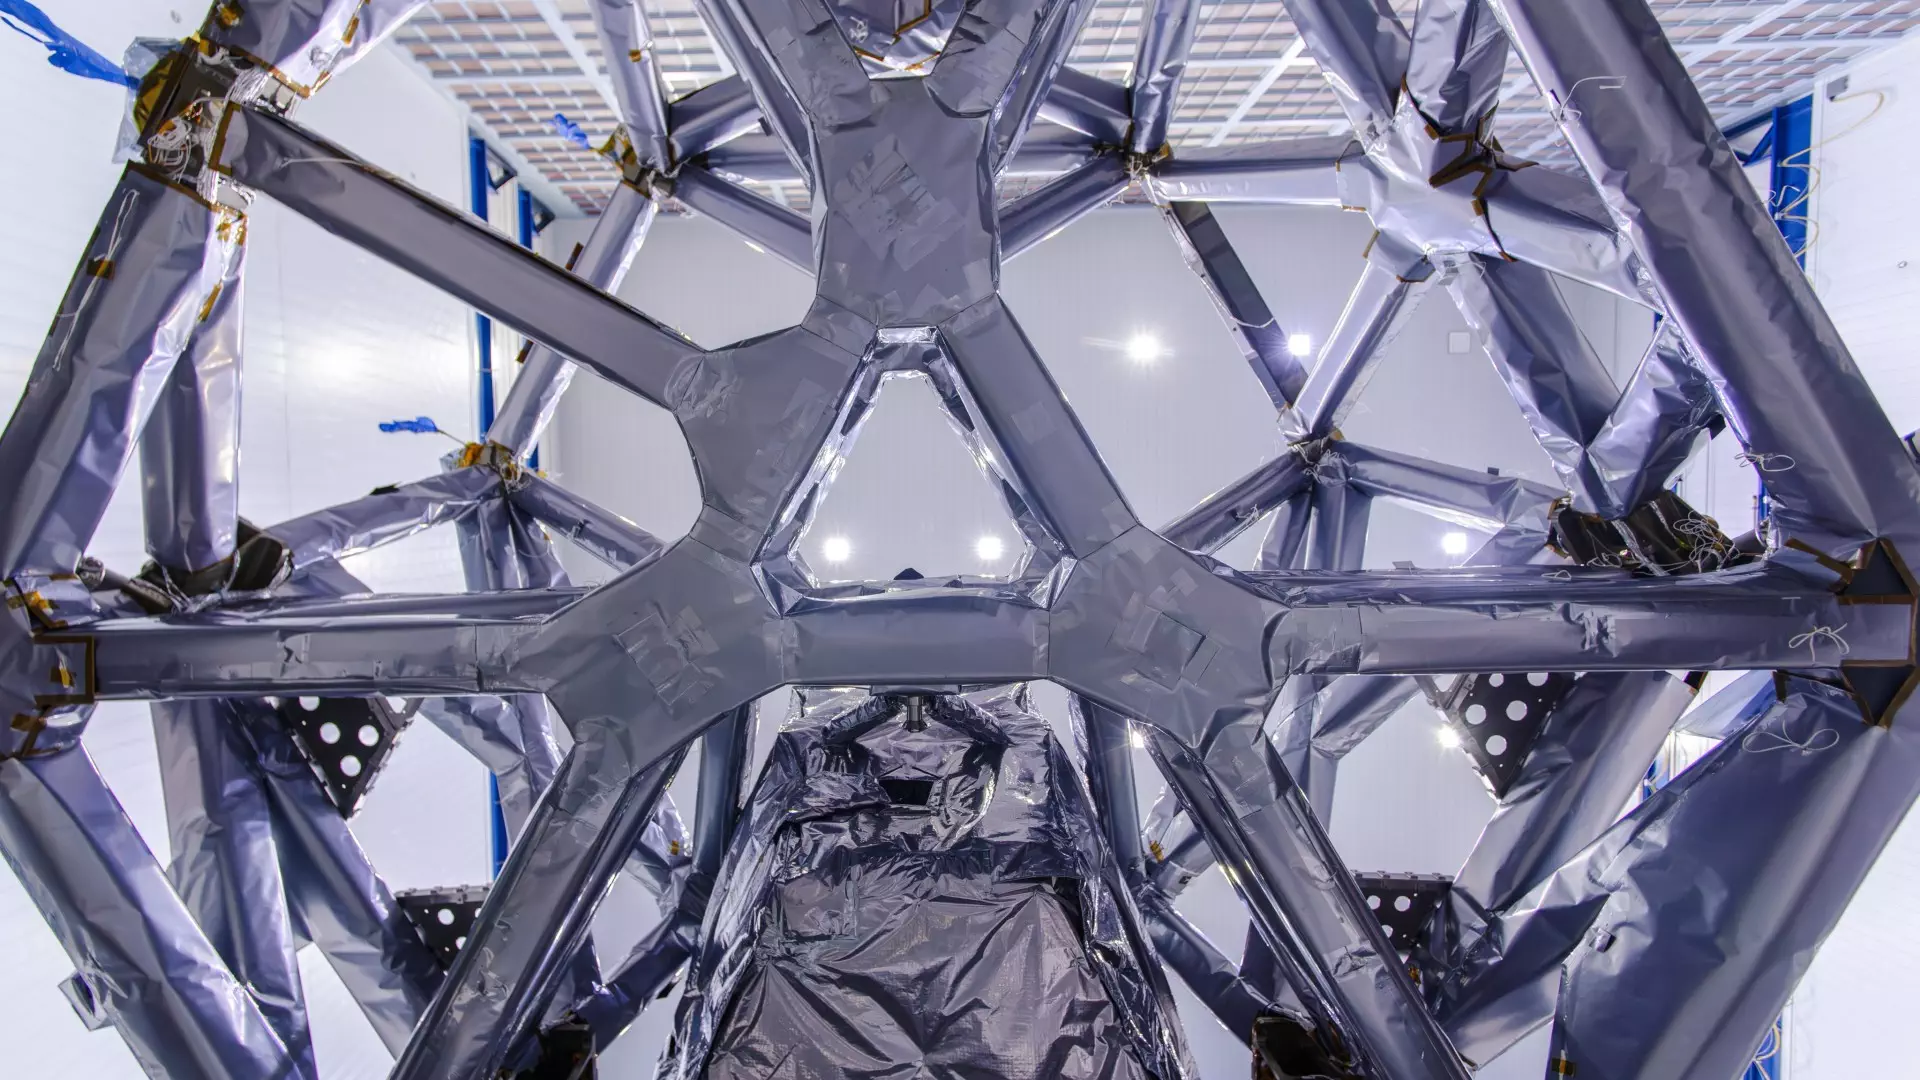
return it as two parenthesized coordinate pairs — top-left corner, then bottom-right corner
(1767, 96), (1813, 268)
(468, 136), (498, 434)
(514, 187), (542, 473)
(469, 134), (510, 878)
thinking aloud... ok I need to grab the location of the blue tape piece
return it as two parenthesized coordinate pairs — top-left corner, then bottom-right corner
(550, 112), (590, 149)
(0, 2), (136, 87)
(379, 416), (442, 434)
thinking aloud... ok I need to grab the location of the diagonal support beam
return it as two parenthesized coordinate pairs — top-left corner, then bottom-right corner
(270, 467), (502, 571)
(1280, 239), (1436, 442)
(0, 169), (235, 580)
(508, 473), (666, 571)
(0, 744), (300, 1078)
(1041, 66), (1132, 145)
(216, 107), (702, 410)
(139, 242), (246, 574)
(1129, 0), (1205, 154)
(1161, 450), (1313, 554)
(1486, 0), (1920, 553)
(1336, 440), (1562, 532)
(1405, 0), (1510, 131)
(1277, 0), (1412, 139)
(938, 297), (1139, 557)
(1164, 202), (1307, 410)
(999, 153), (1133, 260)
(666, 74), (765, 161)
(488, 181), (659, 455)
(672, 166), (814, 273)
(585, 0), (672, 164)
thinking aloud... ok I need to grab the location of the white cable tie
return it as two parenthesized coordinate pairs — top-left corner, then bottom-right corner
(1787, 623), (1849, 665)
(1741, 718), (1840, 756)
(1736, 451), (1798, 473)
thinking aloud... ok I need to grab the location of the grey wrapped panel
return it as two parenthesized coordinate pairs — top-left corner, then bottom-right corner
(152, 698), (315, 1076)
(215, 106), (703, 410)
(1163, 202), (1307, 411)
(672, 166), (815, 273)
(0, 744), (296, 1079)
(1147, 137), (1355, 206)
(140, 242), (245, 574)
(1486, 0), (1920, 553)
(488, 181), (657, 455)
(0, 168), (233, 579)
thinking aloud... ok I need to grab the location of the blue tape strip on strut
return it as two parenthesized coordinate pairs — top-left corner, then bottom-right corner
(0, 1), (136, 86)
(379, 416), (443, 434)
(551, 112), (591, 149)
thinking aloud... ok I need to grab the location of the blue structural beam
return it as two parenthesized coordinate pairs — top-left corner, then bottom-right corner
(514, 187), (545, 473)
(1768, 96), (1813, 268)
(470, 134), (510, 879)
(1729, 95), (1813, 267)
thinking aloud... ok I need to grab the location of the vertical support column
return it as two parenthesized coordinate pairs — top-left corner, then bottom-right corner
(469, 136), (498, 436)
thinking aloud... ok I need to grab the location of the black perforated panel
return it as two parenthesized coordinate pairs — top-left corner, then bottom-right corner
(1441, 672), (1577, 798)
(277, 696), (411, 816)
(1353, 872), (1451, 962)
(397, 885), (489, 969)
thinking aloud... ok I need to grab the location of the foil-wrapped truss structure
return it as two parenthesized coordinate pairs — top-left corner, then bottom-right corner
(2, 0), (1918, 1077)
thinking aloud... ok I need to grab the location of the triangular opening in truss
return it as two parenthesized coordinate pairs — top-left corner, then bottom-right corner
(797, 371), (1030, 583)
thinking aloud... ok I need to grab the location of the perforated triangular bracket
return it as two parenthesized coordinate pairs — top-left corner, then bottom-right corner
(397, 884), (489, 970)
(1353, 872), (1451, 963)
(1441, 671), (1576, 797)
(277, 695), (411, 816)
